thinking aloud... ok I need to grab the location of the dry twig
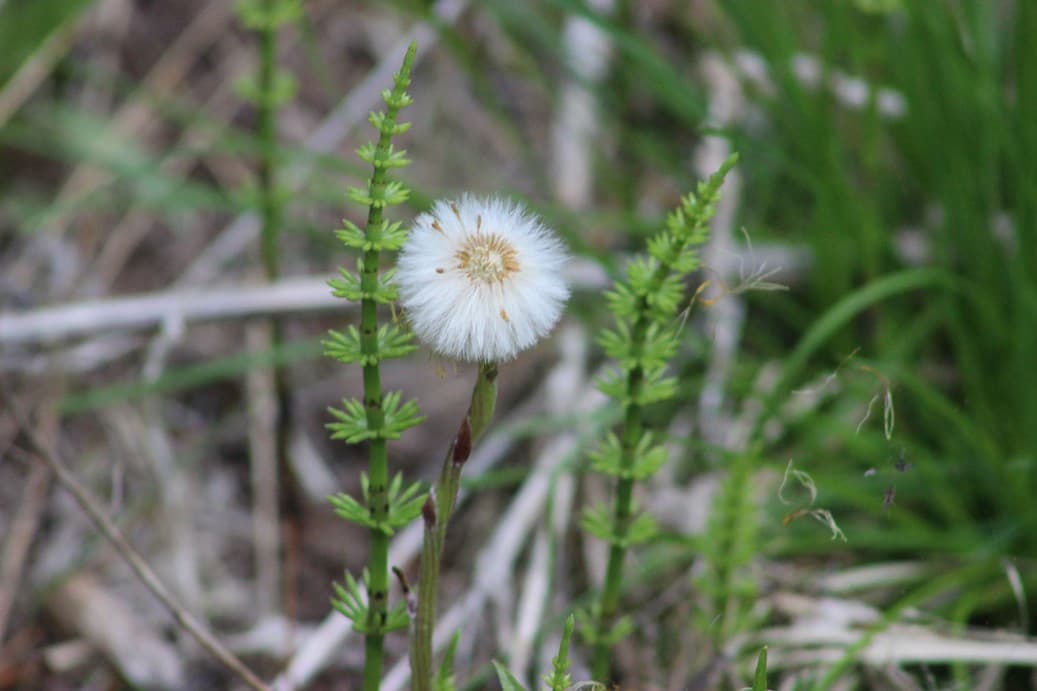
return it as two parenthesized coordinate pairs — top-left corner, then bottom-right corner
(0, 388), (273, 691)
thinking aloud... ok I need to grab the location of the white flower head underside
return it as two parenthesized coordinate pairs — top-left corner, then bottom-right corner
(396, 196), (570, 362)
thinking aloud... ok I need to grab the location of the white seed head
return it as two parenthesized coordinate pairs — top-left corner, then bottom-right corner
(396, 195), (570, 362)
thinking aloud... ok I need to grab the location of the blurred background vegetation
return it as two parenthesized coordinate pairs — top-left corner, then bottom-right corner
(2, 0), (1036, 689)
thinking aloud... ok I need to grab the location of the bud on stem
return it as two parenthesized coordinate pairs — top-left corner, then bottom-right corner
(410, 361), (502, 691)
(421, 493), (437, 529)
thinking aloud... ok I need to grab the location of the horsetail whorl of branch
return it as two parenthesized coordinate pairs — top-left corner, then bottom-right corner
(323, 42), (424, 691)
(583, 154), (739, 681)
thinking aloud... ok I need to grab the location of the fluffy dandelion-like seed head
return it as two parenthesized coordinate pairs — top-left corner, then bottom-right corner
(396, 195), (570, 362)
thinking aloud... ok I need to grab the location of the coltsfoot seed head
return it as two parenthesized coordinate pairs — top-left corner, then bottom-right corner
(396, 196), (570, 362)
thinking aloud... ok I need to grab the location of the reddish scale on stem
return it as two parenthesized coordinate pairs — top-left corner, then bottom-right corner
(453, 417), (472, 466)
(421, 494), (437, 528)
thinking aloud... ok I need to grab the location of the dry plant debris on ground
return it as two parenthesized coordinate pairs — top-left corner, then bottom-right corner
(3, 2), (1037, 691)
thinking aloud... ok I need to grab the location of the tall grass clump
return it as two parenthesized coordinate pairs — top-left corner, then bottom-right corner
(715, 1), (1037, 598)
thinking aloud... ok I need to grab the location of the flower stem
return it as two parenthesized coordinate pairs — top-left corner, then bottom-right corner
(411, 362), (498, 690)
(411, 495), (439, 691)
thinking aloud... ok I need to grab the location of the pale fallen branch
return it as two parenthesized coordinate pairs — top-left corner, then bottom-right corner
(1, 258), (610, 347)
(815, 562), (931, 594)
(0, 276), (344, 346)
(761, 627), (1037, 668)
(744, 591), (1037, 671)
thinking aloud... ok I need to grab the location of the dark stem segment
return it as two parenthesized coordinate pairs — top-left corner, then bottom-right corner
(411, 362), (498, 690)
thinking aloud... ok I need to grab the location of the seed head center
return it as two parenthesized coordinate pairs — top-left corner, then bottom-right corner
(456, 233), (520, 284)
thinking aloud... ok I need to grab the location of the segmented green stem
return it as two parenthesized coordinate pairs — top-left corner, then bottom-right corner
(591, 272), (661, 680)
(545, 614), (576, 691)
(590, 156), (738, 681)
(358, 44), (417, 691)
(411, 362), (498, 690)
(240, 0), (298, 619)
(257, 0), (281, 284)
